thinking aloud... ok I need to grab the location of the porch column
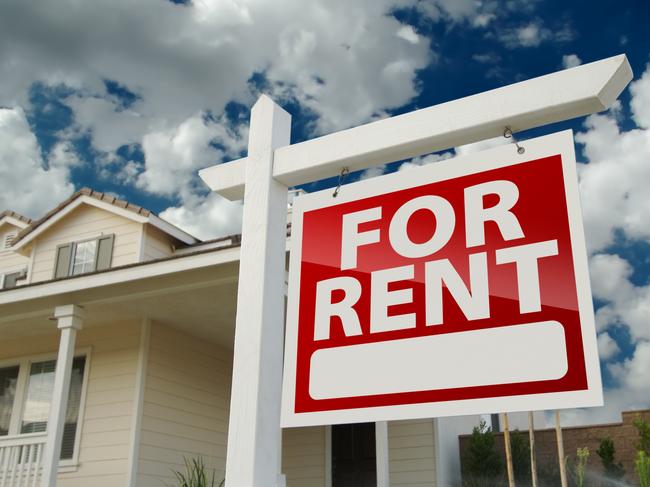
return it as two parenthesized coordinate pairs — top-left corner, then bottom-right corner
(375, 421), (390, 487)
(41, 304), (85, 487)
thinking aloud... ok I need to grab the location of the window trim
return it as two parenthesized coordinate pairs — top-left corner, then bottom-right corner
(0, 269), (28, 290)
(0, 347), (92, 470)
(54, 233), (114, 279)
(70, 237), (99, 276)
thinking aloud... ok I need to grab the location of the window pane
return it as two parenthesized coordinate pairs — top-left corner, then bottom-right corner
(72, 240), (97, 275)
(0, 366), (19, 436)
(20, 357), (86, 460)
(61, 357), (85, 459)
(21, 360), (56, 434)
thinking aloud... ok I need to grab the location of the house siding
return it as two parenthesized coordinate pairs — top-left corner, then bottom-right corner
(141, 226), (174, 261)
(0, 319), (141, 487)
(30, 205), (143, 283)
(135, 322), (232, 487)
(283, 427), (327, 487)
(389, 419), (437, 486)
(0, 250), (30, 280)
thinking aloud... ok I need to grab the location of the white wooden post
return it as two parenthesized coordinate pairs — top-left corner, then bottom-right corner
(375, 421), (390, 487)
(224, 95), (291, 487)
(41, 304), (85, 487)
(200, 55), (632, 487)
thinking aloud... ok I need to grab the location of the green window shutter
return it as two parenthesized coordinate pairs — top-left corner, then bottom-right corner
(54, 243), (73, 279)
(95, 234), (114, 271)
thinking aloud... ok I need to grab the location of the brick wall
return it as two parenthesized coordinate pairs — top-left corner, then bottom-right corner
(459, 409), (650, 486)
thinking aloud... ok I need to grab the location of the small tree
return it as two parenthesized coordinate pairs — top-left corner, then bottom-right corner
(634, 416), (650, 455)
(463, 420), (504, 485)
(636, 450), (650, 487)
(596, 436), (625, 480)
(510, 430), (531, 484)
(575, 447), (589, 487)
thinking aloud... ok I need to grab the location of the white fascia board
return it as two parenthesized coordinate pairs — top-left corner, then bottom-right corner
(0, 245), (240, 306)
(202, 54), (632, 200)
(0, 216), (30, 231)
(147, 214), (198, 245)
(11, 197), (148, 251)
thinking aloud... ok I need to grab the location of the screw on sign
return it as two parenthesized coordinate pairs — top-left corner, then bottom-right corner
(281, 130), (603, 428)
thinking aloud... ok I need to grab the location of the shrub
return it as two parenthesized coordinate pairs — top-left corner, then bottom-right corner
(634, 416), (650, 456)
(574, 447), (589, 487)
(463, 420), (504, 485)
(510, 430), (531, 484)
(596, 436), (625, 480)
(171, 457), (224, 487)
(636, 450), (650, 487)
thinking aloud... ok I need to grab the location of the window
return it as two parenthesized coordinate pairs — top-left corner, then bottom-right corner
(0, 355), (87, 461)
(54, 234), (114, 279)
(71, 240), (97, 275)
(332, 423), (377, 487)
(0, 270), (26, 290)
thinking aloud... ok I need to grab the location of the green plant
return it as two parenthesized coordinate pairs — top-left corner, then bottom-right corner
(170, 457), (224, 487)
(463, 420), (504, 485)
(510, 430), (531, 484)
(596, 436), (625, 480)
(574, 447), (589, 487)
(634, 416), (650, 455)
(636, 450), (650, 487)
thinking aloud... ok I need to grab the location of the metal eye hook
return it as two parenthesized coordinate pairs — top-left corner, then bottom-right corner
(332, 167), (349, 198)
(504, 126), (525, 154)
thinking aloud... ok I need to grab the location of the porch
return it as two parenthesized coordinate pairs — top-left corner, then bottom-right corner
(0, 249), (240, 487)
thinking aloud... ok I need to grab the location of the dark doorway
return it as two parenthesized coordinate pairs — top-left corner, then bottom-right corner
(332, 422), (376, 487)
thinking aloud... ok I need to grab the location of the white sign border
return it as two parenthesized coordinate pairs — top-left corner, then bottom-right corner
(281, 129), (602, 428)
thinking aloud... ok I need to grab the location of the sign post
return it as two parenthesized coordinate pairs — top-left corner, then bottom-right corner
(200, 55), (632, 486)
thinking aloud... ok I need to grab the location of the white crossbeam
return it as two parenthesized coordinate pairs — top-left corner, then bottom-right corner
(200, 54), (631, 200)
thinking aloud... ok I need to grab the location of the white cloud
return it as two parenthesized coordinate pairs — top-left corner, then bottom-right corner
(396, 25), (420, 45)
(562, 53), (582, 69)
(498, 21), (573, 49)
(576, 117), (650, 253)
(1, 0), (488, 237)
(597, 332), (620, 360)
(398, 151), (454, 171)
(159, 193), (242, 241)
(631, 63), (650, 128)
(137, 114), (245, 198)
(0, 107), (74, 218)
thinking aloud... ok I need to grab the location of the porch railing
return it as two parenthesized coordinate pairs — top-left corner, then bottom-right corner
(0, 433), (47, 487)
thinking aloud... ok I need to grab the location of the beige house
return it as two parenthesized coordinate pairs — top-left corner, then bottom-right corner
(0, 188), (448, 487)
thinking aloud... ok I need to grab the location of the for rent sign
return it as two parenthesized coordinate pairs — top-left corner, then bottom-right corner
(281, 130), (602, 427)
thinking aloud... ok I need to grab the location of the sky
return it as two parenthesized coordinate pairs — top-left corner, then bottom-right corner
(0, 0), (649, 428)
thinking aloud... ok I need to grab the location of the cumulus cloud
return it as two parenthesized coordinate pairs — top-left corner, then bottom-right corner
(498, 21), (573, 49)
(0, 107), (74, 217)
(1, 0), (486, 236)
(597, 332), (620, 361)
(137, 114), (246, 198)
(562, 53), (582, 69)
(576, 116), (650, 253)
(160, 193), (243, 241)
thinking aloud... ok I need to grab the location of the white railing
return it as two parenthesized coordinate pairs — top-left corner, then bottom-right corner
(0, 433), (47, 487)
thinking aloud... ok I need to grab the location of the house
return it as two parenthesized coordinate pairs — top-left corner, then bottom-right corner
(0, 188), (460, 487)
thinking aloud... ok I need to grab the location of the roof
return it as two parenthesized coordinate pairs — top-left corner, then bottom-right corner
(0, 210), (33, 226)
(11, 187), (198, 248)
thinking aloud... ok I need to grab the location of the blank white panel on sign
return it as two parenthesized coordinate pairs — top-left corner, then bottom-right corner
(309, 321), (568, 400)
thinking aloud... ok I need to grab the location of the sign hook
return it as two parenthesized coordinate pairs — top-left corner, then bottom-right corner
(504, 127), (525, 154)
(333, 167), (349, 198)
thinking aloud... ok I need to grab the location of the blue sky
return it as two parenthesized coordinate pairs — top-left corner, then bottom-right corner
(0, 0), (649, 427)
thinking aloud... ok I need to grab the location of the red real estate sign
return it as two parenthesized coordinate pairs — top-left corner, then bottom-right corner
(281, 130), (602, 427)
